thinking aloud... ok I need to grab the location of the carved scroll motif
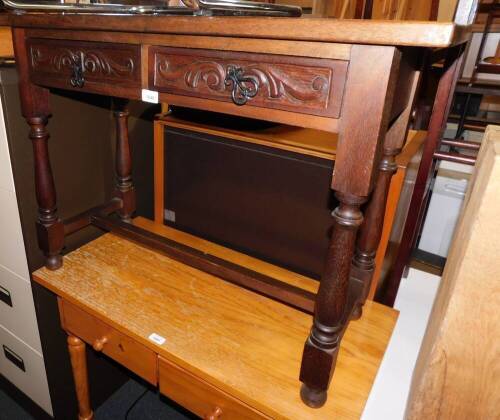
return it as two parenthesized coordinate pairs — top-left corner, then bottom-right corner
(155, 57), (331, 105)
(30, 47), (135, 78)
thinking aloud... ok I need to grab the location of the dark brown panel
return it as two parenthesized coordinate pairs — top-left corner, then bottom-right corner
(163, 124), (335, 279)
(26, 38), (141, 96)
(149, 47), (347, 118)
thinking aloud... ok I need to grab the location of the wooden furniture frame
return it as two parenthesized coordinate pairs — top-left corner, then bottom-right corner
(153, 115), (427, 299)
(34, 230), (399, 419)
(9, 3), (475, 414)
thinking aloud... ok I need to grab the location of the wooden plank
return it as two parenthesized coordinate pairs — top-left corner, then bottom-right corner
(159, 356), (271, 419)
(25, 29), (352, 60)
(157, 93), (340, 133)
(156, 116), (338, 160)
(10, 14), (469, 48)
(133, 216), (320, 294)
(154, 121), (165, 224)
(0, 27), (13, 58)
(91, 214), (317, 313)
(32, 233), (398, 419)
(406, 125), (500, 419)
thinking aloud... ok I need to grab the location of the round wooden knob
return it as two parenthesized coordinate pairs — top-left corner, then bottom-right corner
(92, 336), (108, 352)
(204, 406), (222, 420)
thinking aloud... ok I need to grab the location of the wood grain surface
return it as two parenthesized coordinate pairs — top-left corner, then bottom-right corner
(149, 47), (347, 118)
(159, 356), (271, 419)
(33, 233), (398, 419)
(0, 27), (13, 58)
(67, 335), (94, 420)
(155, 116), (339, 160)
(133, 216), (319, 294)
(10, 14), (470, 47)
(406, 125), (500, 419)
(25, 29), (352, 60)
(61, 299), (158, 385)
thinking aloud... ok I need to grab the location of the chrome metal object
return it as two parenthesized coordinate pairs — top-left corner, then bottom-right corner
(2, 0), (302, 17)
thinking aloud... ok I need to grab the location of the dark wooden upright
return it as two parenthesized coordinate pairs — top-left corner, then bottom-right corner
(299, 45), (400, 405)
(352, 61), (421, 318)
(12, 27), (65, 270)
(112, 99), (135, 221)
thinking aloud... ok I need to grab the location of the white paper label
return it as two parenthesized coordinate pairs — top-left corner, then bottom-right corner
(148, 333), (166, 345)
(142, 89), (159, 104)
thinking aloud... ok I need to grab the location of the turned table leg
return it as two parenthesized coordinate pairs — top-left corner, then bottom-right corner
(300, 192), (366, 407)
(67, 336), (94, 420)
(29, 116), (65, 270)
(299, 45), (401, 408)
(13, 28), (64, 270)
(351, 149), (398, 319)
(351, 66), (421, 319)
(113, 99), (136, 221)
(381, 46), (466, 306)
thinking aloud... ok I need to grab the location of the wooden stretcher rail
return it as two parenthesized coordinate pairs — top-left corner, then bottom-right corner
(63, 198), (122, 236)
(91, 213), (318, 314)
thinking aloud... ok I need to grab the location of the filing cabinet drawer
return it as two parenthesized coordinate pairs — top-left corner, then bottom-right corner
(149, 47), (348, 118)
(0, 324), (52, 415)
(0, 265), (42, 353)
(27, 39), (141, 94)
(0, 187), (30, 281)
(0, 95), (15, 194)
(59, 299), (158, 385)
(159, 356), (269, 419)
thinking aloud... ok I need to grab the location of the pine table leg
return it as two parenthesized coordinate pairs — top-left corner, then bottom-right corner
(67, 336), (94, 420)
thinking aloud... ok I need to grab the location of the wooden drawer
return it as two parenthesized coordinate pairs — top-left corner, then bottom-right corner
(27, 39), (141, 94)
(149, 47), (347, 118)
(59, 299), (157, 385)
(159, 356), (269, 419)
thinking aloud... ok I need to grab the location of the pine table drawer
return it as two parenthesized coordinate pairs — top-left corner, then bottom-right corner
(149, 47), (348, 118)
(159, 356), (269, 419)
(59, 299), (157, 385)
(27, 39), (141, 94)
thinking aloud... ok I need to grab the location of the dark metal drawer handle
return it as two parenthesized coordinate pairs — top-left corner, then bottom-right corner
(0, 285), (12, 307)
(3, 345), (25, 372)
(224, 66), (258, 106)
(70, 53), (85, 88)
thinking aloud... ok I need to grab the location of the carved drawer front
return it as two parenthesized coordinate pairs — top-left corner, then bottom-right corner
(149, 47), (348, 118)
(159, 356), (269, 419)
(27, 39), (141, 93)
(59, 299), (157, 385)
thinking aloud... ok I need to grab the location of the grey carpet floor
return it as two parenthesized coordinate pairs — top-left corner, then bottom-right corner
(0, 379), (194, 420)
(0, 389), (32, 420)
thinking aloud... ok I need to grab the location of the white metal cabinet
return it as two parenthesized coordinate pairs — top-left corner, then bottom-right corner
(0, 187), (31, 280)
(0, 91), (53, 416)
